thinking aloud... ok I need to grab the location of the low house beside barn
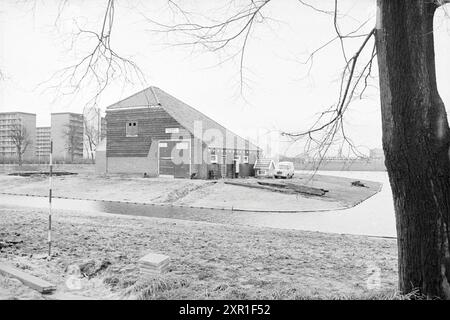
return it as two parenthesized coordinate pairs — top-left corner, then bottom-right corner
(254, 158), (276, 178)
(96, 86), (261, 179)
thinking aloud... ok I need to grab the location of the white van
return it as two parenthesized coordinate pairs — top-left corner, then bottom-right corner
(274, 161), (295, 179)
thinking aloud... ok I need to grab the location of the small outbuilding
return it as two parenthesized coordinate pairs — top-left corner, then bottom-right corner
(97, 86), (261, 179)
(254, 158), (276, 178)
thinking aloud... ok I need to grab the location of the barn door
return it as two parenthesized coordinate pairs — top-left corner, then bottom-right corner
(173, 141), (190, 178)
(158, 140), (190, 178)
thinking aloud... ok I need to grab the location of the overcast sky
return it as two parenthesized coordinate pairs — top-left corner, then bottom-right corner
(0, 0), (449, 156)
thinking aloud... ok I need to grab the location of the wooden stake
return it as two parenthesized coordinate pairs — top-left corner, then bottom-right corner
(48, 140), (53, 259)
(0, 263), (56, 293)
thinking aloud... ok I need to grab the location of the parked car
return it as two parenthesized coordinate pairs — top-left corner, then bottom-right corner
(274, 161), (295, 179)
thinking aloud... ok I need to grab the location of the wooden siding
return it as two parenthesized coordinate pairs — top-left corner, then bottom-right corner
(106, 107), (191, 157)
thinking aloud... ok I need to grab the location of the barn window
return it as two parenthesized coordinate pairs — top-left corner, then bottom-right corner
(243, 156), (249, 164)
(176, 142), (189, 150)
(165, 128), (179, 134)
(126, 121), (138, 137)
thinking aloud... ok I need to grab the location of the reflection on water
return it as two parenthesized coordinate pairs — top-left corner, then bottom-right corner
(0, 171), (396, 238)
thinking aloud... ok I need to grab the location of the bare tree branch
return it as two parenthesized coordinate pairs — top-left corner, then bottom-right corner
(35, 1), (381, 167)
(281, 27), (377, 169)
(83, 112), (102, 161)
(142, 1), (378, 163)
(39, 0), (146, 116)
(142, 0), (272, 94)
(9, 123), (31, 166)
(284, 29), (375, 135)
(63, 122), (83, 163)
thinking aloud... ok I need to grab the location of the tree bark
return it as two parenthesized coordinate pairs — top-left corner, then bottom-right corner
(376, 0), (450, 298)
(17, 146), (22, 167)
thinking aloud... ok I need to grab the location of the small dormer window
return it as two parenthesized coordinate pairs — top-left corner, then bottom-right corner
(126, 121), (138, 137)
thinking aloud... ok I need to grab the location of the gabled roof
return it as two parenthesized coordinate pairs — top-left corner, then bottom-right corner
(254, 158), (275, 170)
(106, 86), (260, 151)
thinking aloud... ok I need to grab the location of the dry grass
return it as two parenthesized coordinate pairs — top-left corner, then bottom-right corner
(0, 174), (210, 204)
(0, 173), (381, 212)
(122, 276), (190, 300)
(0, 206), (398, 300)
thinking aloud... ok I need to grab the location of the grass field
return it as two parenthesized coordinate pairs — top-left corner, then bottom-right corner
(0, 206), (398, 300)
(0, 173), (381, 212)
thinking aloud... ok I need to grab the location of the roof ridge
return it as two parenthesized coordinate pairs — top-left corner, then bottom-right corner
(152, 87), (259, 150)
(105, 87), (157, 110)
(149, 86), (161, 105)
(153, 86), (227, 131)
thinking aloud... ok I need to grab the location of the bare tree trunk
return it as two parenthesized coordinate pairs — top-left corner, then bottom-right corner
(376, 0), (450, 298)
(17, 147), (22, 167)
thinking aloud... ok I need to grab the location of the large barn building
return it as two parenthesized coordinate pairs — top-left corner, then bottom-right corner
(96, 87), (261, 179)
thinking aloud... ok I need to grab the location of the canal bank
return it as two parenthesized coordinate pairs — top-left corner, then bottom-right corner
(0, 172), (381, 213)
(0, 170), (394, 238)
